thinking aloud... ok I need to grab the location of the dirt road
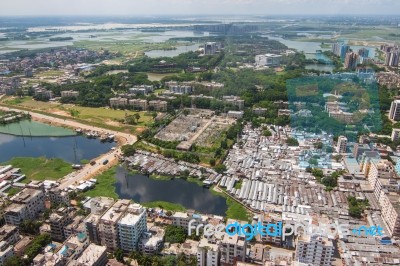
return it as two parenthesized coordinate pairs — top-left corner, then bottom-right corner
(0, 105), (137, 189)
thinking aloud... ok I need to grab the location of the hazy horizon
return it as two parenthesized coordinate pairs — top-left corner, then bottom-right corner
(1, 0), (400, 16)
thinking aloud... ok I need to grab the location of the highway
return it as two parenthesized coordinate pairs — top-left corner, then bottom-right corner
(0, 105), (137, 189)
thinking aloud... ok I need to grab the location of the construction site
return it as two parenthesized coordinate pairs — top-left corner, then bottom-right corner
(154, 109), (235, 151)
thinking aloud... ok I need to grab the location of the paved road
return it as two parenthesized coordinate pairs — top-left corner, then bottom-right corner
(0, 104), (137, 189)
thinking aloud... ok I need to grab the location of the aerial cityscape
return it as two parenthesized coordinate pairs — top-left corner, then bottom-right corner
(0, 1), (400, 266)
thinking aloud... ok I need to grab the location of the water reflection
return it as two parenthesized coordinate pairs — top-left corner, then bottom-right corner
(115, 167), (228, 216)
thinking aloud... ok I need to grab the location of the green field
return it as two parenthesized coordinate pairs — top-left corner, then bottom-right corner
(84, 167), (119, 199)
(1, 97), (154, 133)
(3, 157), (74, 182)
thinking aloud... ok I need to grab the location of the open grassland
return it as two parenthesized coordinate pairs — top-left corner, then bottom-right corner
(1, 96), (154, 133)
(84, 167), (119, 199)
(3, 157), (73, 182)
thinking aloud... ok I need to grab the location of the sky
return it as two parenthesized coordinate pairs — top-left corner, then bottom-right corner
(1, 0), (400, 16)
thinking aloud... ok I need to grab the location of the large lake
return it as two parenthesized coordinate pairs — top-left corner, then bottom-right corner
(115, 166), (228, 216)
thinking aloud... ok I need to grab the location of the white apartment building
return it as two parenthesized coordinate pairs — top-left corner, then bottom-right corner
(138, 226), (164, 255)
(171, 211), (207, 230)
(389, 100), (400, 121)
(84, 197), (115, 245)
(0, 241), (14, 266)
(219, 233), (246, 265)
(379, 192), (400, 237)
(118, 203), (147, 252)
(148, 100), (168, 111)
(4, 188), (45, 225)
(295, 234), (334, 266)
(109, 97), (128, 107)
(128, 99), (148, 111)
(61, 90), (79, 98)
(0, 225), (19, 246)
(99, 199), (131, 250)
(336, 136), (348, 154)
(197, 237), (219, 266)
(255, 54), (282, 67)
(392, 128), (400, 142)
(367, 160), (396, 201)
(75, 243), (108, 266)
(223, 96), (245, 110)
(227, 111), (244, 119)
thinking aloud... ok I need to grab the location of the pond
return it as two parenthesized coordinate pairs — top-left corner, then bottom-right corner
(115, 167), (228, 216)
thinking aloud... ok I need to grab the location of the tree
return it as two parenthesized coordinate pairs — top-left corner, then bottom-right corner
(286, 137), (299, 146)
(214, 164), (227, 174)
(209, 159), (216, 166)
(114, 248), (124, 263)
(166, 211), (173, 217)
(164, 225), (187, 244)
(121, 145), (136, 157)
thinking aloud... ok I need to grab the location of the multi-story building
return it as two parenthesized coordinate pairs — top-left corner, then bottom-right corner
(129, 85), (153, 95)
(0, 225), (19, 246)
(148, 100), (167, 112)
(332, 42), (350, 59)
(49, 207), (73, 242)
(219, 232), (246, 265)
(255, 54), (282, 67)
(34, 88), (53, 99)
(352, 143), (372, 161)
(197, 237), (219, 266)
(223, 96), (245, 110)
(227, 111), (244, 119)
(138, 227), (164, 255)
(253, 108), (267, 116)
(169, 85), (193, 94)
(99, 199), (131, 250)
(64, 216), (85, 239)
(118, 203), (147, 252)
(358, 48), (370, 58)
(75, 243), (108, 266)
(391, 128), (400, 141)
(389, 100), (400, 121)
(57, 233), (90, 264)
(47, 188), (70, 207)
(171, 211), (207, 230)
(367, 160), (397, 201)
(4, 188), (45, 225)
(379, 192), (400, 237)
(109, 97), (128, 108)
(84, 197), (115, 245)
(385, 49), (399, 67)
(344, 52), (358, 70)
(336, 136), (348, 154)
(294, 234), (334, 266)
(61, 90), (79, 98)
(128, 99), (148, 111)
(0, 241), (14, 266)
(204, 42), (217, 55)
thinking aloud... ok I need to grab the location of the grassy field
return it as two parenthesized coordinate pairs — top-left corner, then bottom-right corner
(142, 201), (186, 211)
(73, 40), (177, 58)
(36, 70), (65, 77)
(3, 157), (73, 182)
(212, 188), (251, 222)
(84, 167), (119, 199)
(1, 97), (154, 133)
